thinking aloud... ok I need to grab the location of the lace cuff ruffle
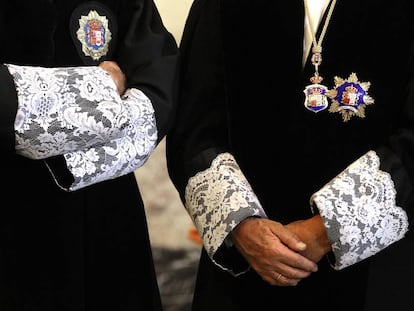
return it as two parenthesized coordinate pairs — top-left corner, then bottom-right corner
(311, 150), (409, 270)
(8, 64), (156, 159)
(59, 89), (156, 191)
(7, 64), (157, 191)
(185, 153), (266, 271)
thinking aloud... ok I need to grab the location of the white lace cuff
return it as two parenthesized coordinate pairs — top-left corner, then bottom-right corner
(49, 88), (157, 191)
(185, 153), (266, 272)
(311, 150), (409, 270)
(7, 64), (156, 159)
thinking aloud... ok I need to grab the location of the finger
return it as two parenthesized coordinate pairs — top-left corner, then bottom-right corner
(274, 271), (301, 286)
(99, 61), (126, 95)
(253, 255), (312, 287)
(286, 248), (318, 272)
(275, 260), (313, 280)
(246, 236), (318, 274)
(269, 224), (318, 272)
(263, 271), (300, 287)
(99, 60), (120, 71)
(273, 224), (307, 252)
(271, 239), (318, 273)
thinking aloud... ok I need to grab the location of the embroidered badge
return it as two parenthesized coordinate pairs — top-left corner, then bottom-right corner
(76, 10), (112, 61)
(327, 73), (374, 122)
(304, 80), (329, 113)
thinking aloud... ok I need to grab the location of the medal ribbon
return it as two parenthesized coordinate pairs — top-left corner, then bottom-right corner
(304, 0), (337, 82)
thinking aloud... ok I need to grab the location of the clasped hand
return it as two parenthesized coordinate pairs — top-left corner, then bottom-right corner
(231, 215), (331, 287)
(99, 60), (126, 95)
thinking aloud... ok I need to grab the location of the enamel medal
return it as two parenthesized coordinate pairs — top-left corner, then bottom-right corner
(302, 0), (337, 113)
(327, 73), (374, 122)
(304, 74), (329, 112)
(302, 1), (375, 121)
(70, 3), (117, 64)
(76, 10), (112, 61)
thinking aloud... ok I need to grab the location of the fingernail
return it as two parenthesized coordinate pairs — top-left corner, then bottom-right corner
(297, 241), (306, 249)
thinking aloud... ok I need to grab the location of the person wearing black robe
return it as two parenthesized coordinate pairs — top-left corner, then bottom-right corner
(0, 1), (178, 310)
(166, 0), (414, 310)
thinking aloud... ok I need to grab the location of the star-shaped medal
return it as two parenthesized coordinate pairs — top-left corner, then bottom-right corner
(326, 72), (374, 122)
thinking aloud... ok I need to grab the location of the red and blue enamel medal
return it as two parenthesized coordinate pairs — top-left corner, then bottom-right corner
(327, 72), (374, 122)
(302, 0), (375, 121)
(304, 74), (329, 113)
(76, 10), (112, 61)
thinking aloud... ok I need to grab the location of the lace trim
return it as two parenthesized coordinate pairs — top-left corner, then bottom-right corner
(185, 153), (266, 263)
(311, 150), (409, 270)
(7, 64), (157, 190)
(64, 88), (157, 190)
(7, 64), (150, 158)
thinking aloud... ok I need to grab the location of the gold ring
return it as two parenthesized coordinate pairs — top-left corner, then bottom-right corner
(276, 272), (283, 281)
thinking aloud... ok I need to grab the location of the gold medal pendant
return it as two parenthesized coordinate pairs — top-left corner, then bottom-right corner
(327, 72), (375, 122)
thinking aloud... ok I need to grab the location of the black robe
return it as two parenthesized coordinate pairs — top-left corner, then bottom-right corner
(0, 1), (178, 310)
(167, 0), (414, 310)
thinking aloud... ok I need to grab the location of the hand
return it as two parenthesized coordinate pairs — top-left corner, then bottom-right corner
(231, 217), (318, 287)
(99, 60), (126, 95)
(285, 215), (332, 263)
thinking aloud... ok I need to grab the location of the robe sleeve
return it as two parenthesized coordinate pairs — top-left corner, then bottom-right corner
(0, 64), (18, 157)
(116, 0), (179, 140)
(166, 0), (266, 276)
(1, 0), (178, 191)
(167, 0), (413, 276)
(52, 0), (179, 190)
(310, 90), (414, 269)
(65, 0), (179, 191)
